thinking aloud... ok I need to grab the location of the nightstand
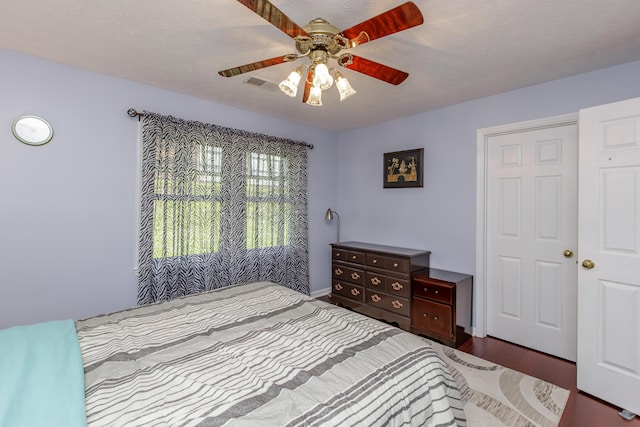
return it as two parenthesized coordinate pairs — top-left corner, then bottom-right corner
(410, 268), (473, 347)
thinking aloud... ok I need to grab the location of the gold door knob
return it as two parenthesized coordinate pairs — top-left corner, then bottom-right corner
(563, 250), (574, 258)
(582, 259), (595, 269)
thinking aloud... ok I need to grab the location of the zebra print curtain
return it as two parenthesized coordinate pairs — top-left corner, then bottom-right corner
(137, 112), (309, 305)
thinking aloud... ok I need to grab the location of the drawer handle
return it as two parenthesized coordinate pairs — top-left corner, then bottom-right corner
(335, 268), (343, 276)
(423, 312), (429, 317)
(391, 282), (403, 291)
(391, 300), (403, 309)
(335, 252), (341, 257)
(371, 294), (382, 303)
(370, 277), (382, 286)
(352, 255), (357, 259)
(434, 290), (439, 294)
(434, 315), (440, 321)
(393, 263), (399, 268)
(422, 313), (439, 321)
(351, 272), (361, 280)
(351, 288), (361, 296)
(372, 259), (378, 263)
(334, 283), (343, 291)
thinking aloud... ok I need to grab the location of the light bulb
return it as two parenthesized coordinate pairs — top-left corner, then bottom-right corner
(279, 67), (302, 97)
(335, 72), (357, 101)
(306, 86), (323, 106)
(312, 63), (333, 90)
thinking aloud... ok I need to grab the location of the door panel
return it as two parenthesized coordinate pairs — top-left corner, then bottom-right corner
(577, 97), (640, 414)
(487, 124), (578, 361)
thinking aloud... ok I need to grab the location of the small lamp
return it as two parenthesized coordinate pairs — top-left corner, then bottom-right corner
(325, 208), (340, 243)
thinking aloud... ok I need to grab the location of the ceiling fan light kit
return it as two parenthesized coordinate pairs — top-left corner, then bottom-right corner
(219, 0), (424, 107)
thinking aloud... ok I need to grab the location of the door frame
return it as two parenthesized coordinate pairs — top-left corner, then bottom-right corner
(474, 113), (578, 338)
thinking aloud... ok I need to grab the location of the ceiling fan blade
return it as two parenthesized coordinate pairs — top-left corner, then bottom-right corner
(236, 0), (308, 39)
(339, 2), (423, 48)
(339, 55), (409, 85)
(218, 54), (298, 77)
(302, 68), (314, 103)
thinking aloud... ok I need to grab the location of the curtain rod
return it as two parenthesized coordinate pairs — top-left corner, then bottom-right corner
(126, 108), (314, 149)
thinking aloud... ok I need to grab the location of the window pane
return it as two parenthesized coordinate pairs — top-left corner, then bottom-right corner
(152, 144), (222, 258)
(152, 200), (221, 258)
(246, 152), (290, 249)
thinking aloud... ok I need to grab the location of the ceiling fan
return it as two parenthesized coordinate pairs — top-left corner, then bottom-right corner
(218, 0), (424, 105)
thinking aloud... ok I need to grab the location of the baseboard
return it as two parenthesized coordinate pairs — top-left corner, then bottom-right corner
(310, 287), (331, 299)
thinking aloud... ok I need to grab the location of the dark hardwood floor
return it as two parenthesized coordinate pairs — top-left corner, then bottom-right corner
(316, 295), (638, 426)
(457, 336), (639, 427)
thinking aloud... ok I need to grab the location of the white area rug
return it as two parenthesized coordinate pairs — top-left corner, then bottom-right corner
(426, 339), (570, 427)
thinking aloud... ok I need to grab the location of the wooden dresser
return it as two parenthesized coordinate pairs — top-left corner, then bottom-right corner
(411, 268), (473, 347)
(330, 241), (430, 331)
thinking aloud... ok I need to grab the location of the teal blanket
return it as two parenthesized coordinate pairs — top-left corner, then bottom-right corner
(0, 319), (87, 427)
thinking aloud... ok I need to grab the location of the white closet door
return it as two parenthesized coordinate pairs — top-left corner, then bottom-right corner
(486, 123), (578, 361)
(577, 97), (640, 415)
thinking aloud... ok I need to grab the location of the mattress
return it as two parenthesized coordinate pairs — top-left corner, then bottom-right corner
(76, 281), (466, 426)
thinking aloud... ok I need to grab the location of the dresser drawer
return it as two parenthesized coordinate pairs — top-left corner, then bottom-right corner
(412, 278), (453, 305)
(386, 277), (410, 298)
(412, 298), (453, 338)
(365, 271), (386, 290)
(365, 253), (386, 268)
(332, 281), (364, 302)
(365, 289), (410, 317)
(366, 253), (411, 273)
(334, 249), (365, 265)
(365, 273), (410, 298)
(332, 264), (365, 285)
(385, 256), (411, 273)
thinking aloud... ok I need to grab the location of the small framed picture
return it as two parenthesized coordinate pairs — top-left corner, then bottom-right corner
(383, 148), (424, 188)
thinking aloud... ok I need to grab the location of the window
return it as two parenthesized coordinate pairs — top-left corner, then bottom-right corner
(138, 112), (309, 304)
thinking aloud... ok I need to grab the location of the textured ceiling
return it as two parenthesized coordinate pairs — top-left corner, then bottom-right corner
(2, 1), (640, 131)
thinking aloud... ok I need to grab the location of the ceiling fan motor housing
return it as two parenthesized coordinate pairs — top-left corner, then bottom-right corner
(296, 18), (345, 56)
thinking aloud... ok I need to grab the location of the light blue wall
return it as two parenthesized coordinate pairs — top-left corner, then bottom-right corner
(335, 60), (640, 277)
(2, 46), (640, 329)
(0, 48), (337, 329)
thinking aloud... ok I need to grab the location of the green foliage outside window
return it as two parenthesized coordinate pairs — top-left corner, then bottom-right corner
(152, 147), (290, 258)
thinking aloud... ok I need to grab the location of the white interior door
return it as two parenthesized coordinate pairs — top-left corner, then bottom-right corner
(577, 97), (640, 415)
(486, 123), (578, 361)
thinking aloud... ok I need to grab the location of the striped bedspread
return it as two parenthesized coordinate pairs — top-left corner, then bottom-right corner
(76, 282), (466, 426)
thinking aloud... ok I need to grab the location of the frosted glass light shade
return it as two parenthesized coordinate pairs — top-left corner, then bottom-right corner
(279, 67), (302, 97)
(306, 86), (323, 106)
(312, 63), (333, 90)
(335, 72), (356, 101)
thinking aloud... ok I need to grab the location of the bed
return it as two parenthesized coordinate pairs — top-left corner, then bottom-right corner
(1, 281), (466, 426)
